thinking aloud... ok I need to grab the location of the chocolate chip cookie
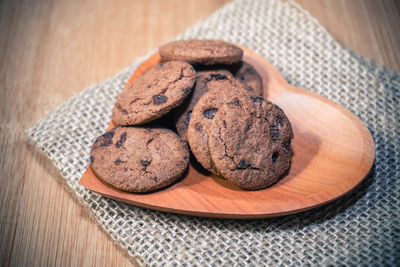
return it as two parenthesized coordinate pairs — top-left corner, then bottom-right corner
(208, 95), (293, 190)
(159, 39), (243, 65)
(90, 127), (190, 192)
(230, 62), (263, 96)
(112, 61), (196, 125)
(174, 69), (234, 141)
(187, 78), (251, 174)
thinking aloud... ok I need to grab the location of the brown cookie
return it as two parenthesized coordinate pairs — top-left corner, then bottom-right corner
(230, 62), (263, 96)
(174, 69), (234, 141)
(187, 78), (251, 174)
(112, 61), (196, 125)
(159, 39), (243, 65)
(208, 95), (293, 190)
(90, 127), (189, 192)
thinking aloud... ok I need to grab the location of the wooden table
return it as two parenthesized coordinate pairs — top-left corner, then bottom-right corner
(0, 0), (399, 266)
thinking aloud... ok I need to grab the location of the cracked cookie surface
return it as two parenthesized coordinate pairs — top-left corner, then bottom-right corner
(174, 68), (234, 141)
(187, 78), (250, 174)
(208, 95), (293, 190)
(90, 127), (189, 192)
(159, 40), (243, 65)
(112, 61), (196, 125)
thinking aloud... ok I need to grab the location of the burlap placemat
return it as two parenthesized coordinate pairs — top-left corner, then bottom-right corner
(26, 0), (399, 265)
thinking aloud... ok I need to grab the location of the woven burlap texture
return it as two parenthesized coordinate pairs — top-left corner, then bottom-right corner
(26, 0), (399, 265)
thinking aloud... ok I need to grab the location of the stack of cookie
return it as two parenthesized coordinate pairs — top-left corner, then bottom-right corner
(90, 39), (293, 192)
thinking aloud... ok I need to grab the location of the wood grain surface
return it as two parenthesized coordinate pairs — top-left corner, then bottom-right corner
(0, 0), (399, 266)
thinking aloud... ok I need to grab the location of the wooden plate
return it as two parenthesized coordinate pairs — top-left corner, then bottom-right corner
(79, 47), (375, 219)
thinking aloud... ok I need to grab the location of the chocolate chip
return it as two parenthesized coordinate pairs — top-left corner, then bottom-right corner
(203, 108), (217, 119)
(186, 111), (192, 123)
(227, 98), (240, 106)
(184, 156), (189, 161)
(283, 139), (292, 154)
(90, 156), (95, 164)
(102, 131), (115, 140)
(153, 95), (167, 105)
(245, 67), (254, 73)
(237, 73), (245, 80)
(115, 159), (121, 165)
(238, 160), (249, 169)
(99, 130), (114, 146)
(146, 128), (153, 132)
(211, 73), (228, 80)
(156, 63), (163, 68)
(141, 160), (151, 166)
(272, 152), (279, 163)
(250, 96), (264, 104)
(116, 132), (127, 148)
(147, 85), (151, 88)
(154, 176), (158, 182)
(205, 73), (228, 82)
(182, 87), (192, 96)
(246, 86), (254, 92)
(100, 139), (113, 147)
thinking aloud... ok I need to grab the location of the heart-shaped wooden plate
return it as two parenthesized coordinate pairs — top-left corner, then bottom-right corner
(79, 47), (374, 219)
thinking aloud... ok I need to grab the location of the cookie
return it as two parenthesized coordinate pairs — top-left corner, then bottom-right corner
(230, 62), (263, 96)
(208, 95), (293, 190)
(159, 39), (243, 65)
(90, 127), (189, 192)
(112, 61), (196, 125)
(187, 78), (251, 174)
(174, 69), (234, 141)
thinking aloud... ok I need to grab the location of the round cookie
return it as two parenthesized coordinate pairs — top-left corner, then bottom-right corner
(230, 62), (263, 96)
(112, 61), (196, 125)
(208, 95), (293, 190)
(159, 39), (243, 65)
(174, 69), (234, 141)
(90, 127), (190, 192)
(187, 78), (251, 174)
